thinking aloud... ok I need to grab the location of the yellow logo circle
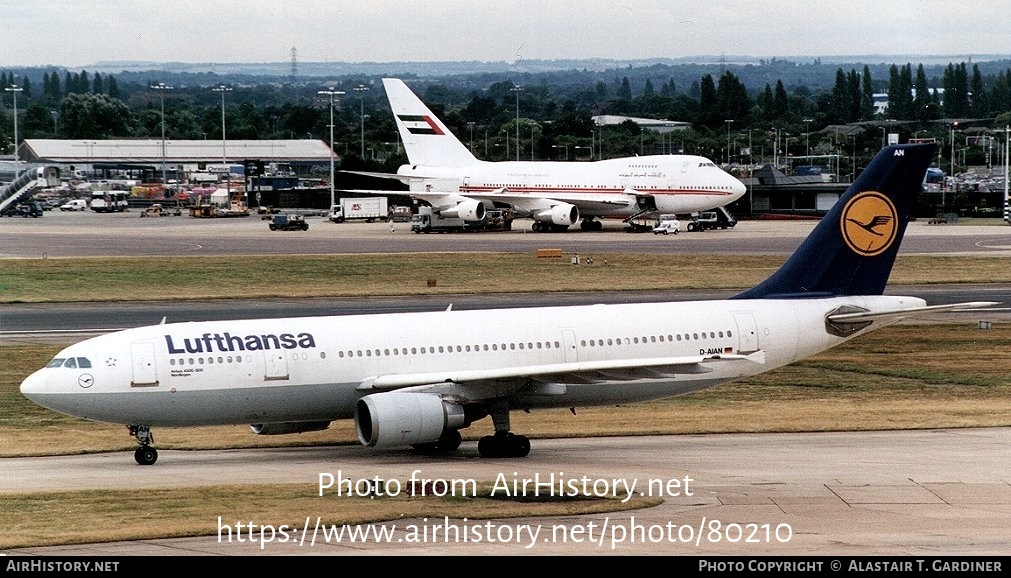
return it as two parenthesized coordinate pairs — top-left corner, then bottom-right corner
(840, 191), (898, 257)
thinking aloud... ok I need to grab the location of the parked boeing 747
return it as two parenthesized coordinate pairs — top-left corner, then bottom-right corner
(21, 143), (994, 464)
(346, 78), (747, 231)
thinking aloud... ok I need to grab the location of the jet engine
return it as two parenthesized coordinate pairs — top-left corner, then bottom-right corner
(534, 203), (579, 226)
(249, 421), (331, 435)
(439, 200), (486, 221)
(355, 392), (465, 448)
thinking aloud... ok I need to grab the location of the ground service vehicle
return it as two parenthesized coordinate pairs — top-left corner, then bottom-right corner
(60, 199), (88, 211)
(652, 215), (680, 235)
(329, 197), (388, 223)
(389, 205), (413, 222)
(90, 191), (129, 213)
(411, 206), (466, 233)
(685, 207), (737, 231)
(268, 214), (309, 231)
(3, 201), (43, 218)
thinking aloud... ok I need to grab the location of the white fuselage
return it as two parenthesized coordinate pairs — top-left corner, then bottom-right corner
(20, 295), (923, 428)
(398, 154), (746, 216)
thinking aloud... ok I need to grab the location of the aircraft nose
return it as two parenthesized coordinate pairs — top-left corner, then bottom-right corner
(20, 369), (48, 402)
(731, 177), (747, 198)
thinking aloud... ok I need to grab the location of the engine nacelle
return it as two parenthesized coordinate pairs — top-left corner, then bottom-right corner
(249, 421), (331, 435)
(534, 203), (579, 226)
(439, 200), (486, 221)
(355, 392), (465, 448)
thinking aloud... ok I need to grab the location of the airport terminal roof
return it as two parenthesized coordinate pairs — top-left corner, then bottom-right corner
(20, 139), (336, 164)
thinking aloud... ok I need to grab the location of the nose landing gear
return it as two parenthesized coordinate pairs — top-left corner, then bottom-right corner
(129, 425), (158, 465)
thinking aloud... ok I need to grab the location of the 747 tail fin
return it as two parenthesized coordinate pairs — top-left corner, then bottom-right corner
(382, 78), (478, 168)
(734, 143), (936, 299)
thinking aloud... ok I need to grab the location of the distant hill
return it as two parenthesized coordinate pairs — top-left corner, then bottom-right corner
(11, 54), (1011, 95)
(87, 54), (1011, 78)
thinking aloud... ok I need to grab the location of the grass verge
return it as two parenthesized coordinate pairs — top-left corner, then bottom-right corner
(2, 253), (1010, 302)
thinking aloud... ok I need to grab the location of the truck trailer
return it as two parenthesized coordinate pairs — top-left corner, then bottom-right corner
(329, 197), (388, 223)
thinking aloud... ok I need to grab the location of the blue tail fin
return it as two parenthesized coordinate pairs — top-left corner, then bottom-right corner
(734, 143), (936, 299)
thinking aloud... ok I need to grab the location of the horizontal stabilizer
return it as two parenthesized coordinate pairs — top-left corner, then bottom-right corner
(826, 301), (1001, 324)
(341, 170), (421, 184)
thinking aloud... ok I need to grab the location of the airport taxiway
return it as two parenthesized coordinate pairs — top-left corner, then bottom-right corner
(4, 428), (1009, 555)
(1, 209), (1010, 258)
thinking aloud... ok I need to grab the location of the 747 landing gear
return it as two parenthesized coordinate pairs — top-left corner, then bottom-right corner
(129, 425), (158, 465)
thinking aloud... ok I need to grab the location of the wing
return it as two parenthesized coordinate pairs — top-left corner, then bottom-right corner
(341, 170), (425, 186)
(357, 351), (767, 401)
(471, 188), (637, 217)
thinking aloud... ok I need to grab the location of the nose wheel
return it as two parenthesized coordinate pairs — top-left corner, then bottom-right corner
(129, 425), (158, 465)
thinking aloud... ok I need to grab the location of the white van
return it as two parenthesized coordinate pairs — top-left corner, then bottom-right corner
(59, 199), (88, 211)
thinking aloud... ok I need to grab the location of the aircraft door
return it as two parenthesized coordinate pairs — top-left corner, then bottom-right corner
(733, 313), (760, 353)
(264, 351), (289, 381)
(130, 343), (159, 386)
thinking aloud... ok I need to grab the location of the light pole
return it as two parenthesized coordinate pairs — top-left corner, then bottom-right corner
(151, 82), (173, 186)
(803, 118), (812, 158)
(5, 84), (22, 173)
(318, 88), (345, 210)
(511, 85), (522, 161)
(353, 84), (369, 159)
(949, 121), (958, 178)
(467, 122), (475, 152)
(948, 121), (959, 210)
(213, 85), (233, 203)
(1004, 125), (1009, 224)
(212, 85), (232, 165)
(724, 119), (734, 165)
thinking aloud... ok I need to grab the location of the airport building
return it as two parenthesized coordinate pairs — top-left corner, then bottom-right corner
(19, 139), (336, 182)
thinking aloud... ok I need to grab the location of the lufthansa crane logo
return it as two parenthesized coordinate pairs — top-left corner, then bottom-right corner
(840, 191), (898, 257)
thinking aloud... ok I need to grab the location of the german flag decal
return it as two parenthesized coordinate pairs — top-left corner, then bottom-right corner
(397, 115), (444, 135)
(840, 191), (898, 257)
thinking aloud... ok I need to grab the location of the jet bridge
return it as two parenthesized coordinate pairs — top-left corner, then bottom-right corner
(0, 167), (59, 214)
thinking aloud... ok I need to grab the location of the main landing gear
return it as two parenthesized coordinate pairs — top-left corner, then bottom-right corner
(412, 428), (463, 454)
(477, 402), (530, 458)
(478, 432), (531, 458)
(130, 425), (158, 465)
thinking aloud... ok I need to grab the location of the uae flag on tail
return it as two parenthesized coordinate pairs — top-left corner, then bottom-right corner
(398, 115), (444, 135)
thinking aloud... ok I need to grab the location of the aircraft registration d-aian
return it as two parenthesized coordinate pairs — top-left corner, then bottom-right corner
(20, 143), (994, 464)
(348, 78), (746, 232)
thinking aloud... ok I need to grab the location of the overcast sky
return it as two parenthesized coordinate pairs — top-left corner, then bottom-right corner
(3, 1), (1009, 68)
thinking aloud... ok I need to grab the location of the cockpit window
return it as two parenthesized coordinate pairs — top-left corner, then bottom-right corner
(76, 357), (92, 368)
(46, 358), (66, 368)
(63, 358), (77, 368)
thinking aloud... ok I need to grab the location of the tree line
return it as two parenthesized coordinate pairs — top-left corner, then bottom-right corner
(4, 60), (1011, 175)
